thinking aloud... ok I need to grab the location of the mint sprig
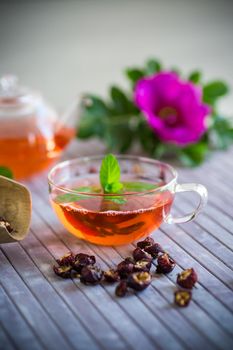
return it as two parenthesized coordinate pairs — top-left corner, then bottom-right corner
(55, 186), (100, 204)
(55, 155), (160, 205)
(100, 154), (123, 193)
(55, 155), (126, 205)
(123, 181), (158, 192)
(99, 154), (126, 205)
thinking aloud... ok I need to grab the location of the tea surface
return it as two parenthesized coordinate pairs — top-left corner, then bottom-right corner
(51, 177), (173, 245)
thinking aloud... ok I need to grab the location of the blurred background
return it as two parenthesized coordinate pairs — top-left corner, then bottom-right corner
(0, 0), (233, 114)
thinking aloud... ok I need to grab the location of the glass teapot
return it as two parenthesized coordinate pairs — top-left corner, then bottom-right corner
(0, 75), (76, 179)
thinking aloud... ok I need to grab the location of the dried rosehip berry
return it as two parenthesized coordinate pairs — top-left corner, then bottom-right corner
(157, 253), (176, 274)
(73, 253), (96, 272)
(133, 247), (152, 262)
(117, 259), (134, 279)
(0, 217), (14, 233)
(115, 281), (128, 297)
(174, 290), (192, 307)
(137, 237), (154, 249)
(53, 265), (72, 278)
(177, 268), (198, 289)
(133, 259), (152, 272)
(124, 256), (135, 264)
(128, 272), (151, 291)
(104, 269), (120, 283)
(144, 243), (164, 258)
(89, 166), (97, 173)
(80, 265), (103, 285)
(56, 252), (75, 267)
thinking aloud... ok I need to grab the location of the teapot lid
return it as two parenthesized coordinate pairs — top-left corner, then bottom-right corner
(0, 75), (43, 118)
(0, 75), (37, 105)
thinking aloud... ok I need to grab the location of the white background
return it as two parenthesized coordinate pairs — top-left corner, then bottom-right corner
(0, 0), (233, 115)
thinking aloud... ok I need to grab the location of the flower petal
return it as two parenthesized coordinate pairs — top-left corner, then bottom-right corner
(134, 72), (210, 146)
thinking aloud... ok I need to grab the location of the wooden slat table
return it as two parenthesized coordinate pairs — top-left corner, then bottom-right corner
(1, 142), (233, 350)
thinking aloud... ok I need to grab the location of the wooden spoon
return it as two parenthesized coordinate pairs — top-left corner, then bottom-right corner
(0, 175), (31, 243)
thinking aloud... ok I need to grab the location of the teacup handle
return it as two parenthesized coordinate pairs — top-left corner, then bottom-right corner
(164, 183), (208, 224)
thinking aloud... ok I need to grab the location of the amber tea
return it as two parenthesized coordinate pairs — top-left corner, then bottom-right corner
(0, 125), (75, 179)
(51, 175), (174, 245)
(49, 155), (207, 246)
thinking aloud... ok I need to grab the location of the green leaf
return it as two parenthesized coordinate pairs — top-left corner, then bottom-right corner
(137, 119), (161, 155)
(99, 154), (126, 204)
(0, 166), (13, 179)
(117, 128), (134, 153)
(125, 68), (144, 85)
(145, 59), (161, 75)
(104, 196), (126, 205)
(171, 67), (180, 75)
(188, 71), (201, 84)
(137, 119), (171, 160)
(104, 118), (136, 153)
(100, 154), (122, 192)
(55, 186), (100, 203)
(105, 182), (123, 193)
(81, 95), (109, 117)
(123, 182), (158, 192)
(179, 142), (208, 167)
(203, 81), (229, 105)
(110, 86), (130, 114)
(78, 94), (110, 139)
(55, 193), (89, 204)
(153, 144), (167, 159)
(210, 115), (233, 149)
(78, 114), (106, 139)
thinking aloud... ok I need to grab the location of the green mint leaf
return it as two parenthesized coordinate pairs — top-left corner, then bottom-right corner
(55, 193), (89, 203)
(145, 59), (162, 75)
(100, 154), (122, 192)
(203, 81), (229, 105)
(55, 186), (100, 204)
(104, 182), (123, 193)
(123, 182), (158, 192)
(99, 154), (125, 206)
(0, 166), (13, 179)
(188, 70), (202, 84)
(106, 197), (126, 205)
(125, 68), (144, 85)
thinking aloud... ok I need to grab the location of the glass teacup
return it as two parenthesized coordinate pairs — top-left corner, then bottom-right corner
(48, 155), (208, 246)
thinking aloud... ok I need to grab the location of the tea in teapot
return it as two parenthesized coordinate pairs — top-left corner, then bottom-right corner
(0, 75), (75, 179)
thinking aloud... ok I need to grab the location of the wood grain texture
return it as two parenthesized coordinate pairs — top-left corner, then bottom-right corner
(0, 285), (42, 350)
(0, 320), (16, 350)
(1, 142), (233, 350)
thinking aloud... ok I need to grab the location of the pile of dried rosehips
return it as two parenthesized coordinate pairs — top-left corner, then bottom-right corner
(53, 237), (198, 307)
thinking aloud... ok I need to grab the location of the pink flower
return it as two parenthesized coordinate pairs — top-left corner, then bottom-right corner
(134, 72), (210, 146)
